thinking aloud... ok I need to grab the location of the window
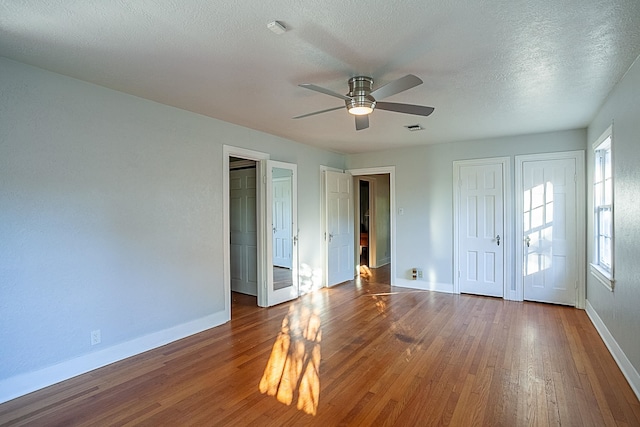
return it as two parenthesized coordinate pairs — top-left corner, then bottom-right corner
(591, 125), (614, 290)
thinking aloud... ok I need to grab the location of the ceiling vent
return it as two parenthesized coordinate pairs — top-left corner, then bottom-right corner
(404, 124), (424, 131)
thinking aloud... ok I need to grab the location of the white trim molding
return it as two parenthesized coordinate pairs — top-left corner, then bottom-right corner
(394, 279), (454, 293)
(586, 300), (640, 401)
(591, 124), (615, 293)
(223, 145), (270, 310)
(590, 262), (615, 291)
(0, 311), (227, 405)
(348, 166), (397, 286)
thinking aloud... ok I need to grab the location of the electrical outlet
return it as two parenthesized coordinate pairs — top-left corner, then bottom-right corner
(417, 269), (423, 279)
(91, 329), (101, 346)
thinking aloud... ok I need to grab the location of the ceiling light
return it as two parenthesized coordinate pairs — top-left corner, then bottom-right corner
(348, 105), (374, 115)
(405, 124), (424, 131)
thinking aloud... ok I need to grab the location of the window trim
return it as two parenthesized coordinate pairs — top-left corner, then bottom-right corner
(591, 124), (614, 291)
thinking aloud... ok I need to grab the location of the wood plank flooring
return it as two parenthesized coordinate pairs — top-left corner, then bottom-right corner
(1, 266), (639, 426)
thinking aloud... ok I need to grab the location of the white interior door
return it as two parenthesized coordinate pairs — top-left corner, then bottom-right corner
(456, 161), (505, 297)
(272, 176), (292, 268)
(265, 160), (298, 306)
(520, 157), (578, 305)
(229, 168), (258, 296)
(325, 170), (354, 286)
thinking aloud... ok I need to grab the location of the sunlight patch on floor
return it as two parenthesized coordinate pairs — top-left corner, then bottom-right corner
(259, 299), (322, 415)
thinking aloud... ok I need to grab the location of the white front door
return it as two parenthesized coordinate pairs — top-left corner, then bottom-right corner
(519, 156), (579, 305)
(272, 176), (292, 269)
(325, 170), (354, 286)
(265, 160), (299, 306)
(230, 167), (258, 296)
(455, 160), (506, 297)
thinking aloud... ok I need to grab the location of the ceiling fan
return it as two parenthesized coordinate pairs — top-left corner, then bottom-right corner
(293, 74), (434, 131)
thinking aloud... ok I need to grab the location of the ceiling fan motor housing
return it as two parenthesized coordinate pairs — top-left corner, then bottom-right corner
(346, 76), (376, 115)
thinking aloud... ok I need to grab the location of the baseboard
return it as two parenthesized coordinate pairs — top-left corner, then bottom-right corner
(375, 257), (391, 267)
(0, 310), (228, 405)
(585, 300), (640, 401)
(393, 278), (454, 293)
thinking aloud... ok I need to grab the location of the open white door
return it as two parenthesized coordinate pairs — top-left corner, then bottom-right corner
(229, 167), (258, 296)
(264, 160), (299, 306)
(325, 170), (355, 286)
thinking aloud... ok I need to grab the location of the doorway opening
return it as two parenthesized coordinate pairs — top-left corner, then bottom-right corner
(351, 170), (393, 282)
(359, 180), (371, 266)
(229, 156), (260, 316)
(224, 147), (301, 318)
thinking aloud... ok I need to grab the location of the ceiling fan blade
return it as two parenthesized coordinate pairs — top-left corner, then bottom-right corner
(355, 115), (369, 131)
(293, 105), (344, 119)
(370, 74), (423, 100)
(299, 83), (352, 101)
(375, 102), (435, 117)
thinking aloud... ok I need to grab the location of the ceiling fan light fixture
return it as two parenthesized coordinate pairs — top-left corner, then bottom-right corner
(346, 76), (376, 115)
(346, 95), (376, 116)
(348, 104), (374, 115)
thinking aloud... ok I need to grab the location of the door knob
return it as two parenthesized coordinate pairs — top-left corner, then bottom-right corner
(328, 233), (333, 243)
(496, 235), (500, 246)
(525, 236), (531, 247)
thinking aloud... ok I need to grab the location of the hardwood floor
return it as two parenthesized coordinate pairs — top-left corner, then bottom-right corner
(1, 266), (639, 426)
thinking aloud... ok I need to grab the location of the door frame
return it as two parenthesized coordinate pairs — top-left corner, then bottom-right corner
(223, 145), (269, 317)
(348, 167), (396, 285)
(515, 150), (585, 308)
(356, 176), (376, 267)
(229, 166), (258, 296)
(453, 157), (513, 299)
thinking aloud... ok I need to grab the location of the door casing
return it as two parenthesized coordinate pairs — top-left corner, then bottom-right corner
(356, 177), (376, 267)
(223, 146), (269, 317)
(224, 147), (301, 311)
(348, 167), (396, 286)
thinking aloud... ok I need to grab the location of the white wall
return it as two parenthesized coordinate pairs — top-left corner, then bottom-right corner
(586, 55), (640, 395)
(0, 58), (344, 402)
(347, 129), (586, 290)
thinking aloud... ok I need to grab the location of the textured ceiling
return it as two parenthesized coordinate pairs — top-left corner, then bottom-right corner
(2, 0), (640, 154)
